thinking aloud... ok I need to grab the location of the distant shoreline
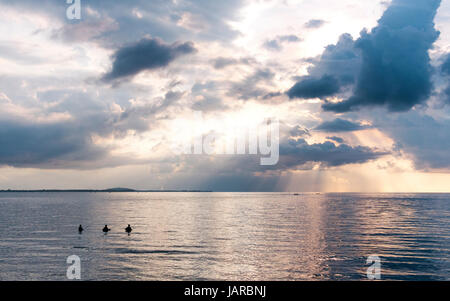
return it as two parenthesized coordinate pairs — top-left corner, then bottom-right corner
(0, 190), (448, 193)
(0, 188), (213, 193)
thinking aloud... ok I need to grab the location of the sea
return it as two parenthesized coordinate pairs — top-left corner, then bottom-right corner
(0, 192), (448, 280)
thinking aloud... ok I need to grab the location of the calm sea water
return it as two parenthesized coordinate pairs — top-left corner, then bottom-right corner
(0, 192), (449, 280)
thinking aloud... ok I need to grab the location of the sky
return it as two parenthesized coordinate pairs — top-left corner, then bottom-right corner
(0, 0), (450, 192)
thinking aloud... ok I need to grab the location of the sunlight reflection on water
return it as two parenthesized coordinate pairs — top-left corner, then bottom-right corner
(0, 192), (449, 280)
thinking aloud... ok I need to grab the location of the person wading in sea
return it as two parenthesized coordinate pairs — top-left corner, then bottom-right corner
(125, 224), (132, 235)
(102, 225), (110, 234)
(78, 225), (84, 234)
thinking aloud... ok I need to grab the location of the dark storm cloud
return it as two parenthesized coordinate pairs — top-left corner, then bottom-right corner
(161, 121), (388, 178)
(315, 118), (370, 132)
(168, 137), (388, 184)
(323, 0), (441, 112)
(263, 35), (301, 51)
(289, 0), (441, 112)
(305, 34), (361, 86)
(304, 19), (326, 29)
(162, 140), (387, 190)
(287, 34), (360, 99)
(137, 120), (390, 190)
(0, 87), (182, 169)
(277, 138), (388, 168)
(0, 120), (105, 168)
(287, 75), (340, 99)
(102, 38), (196, 81)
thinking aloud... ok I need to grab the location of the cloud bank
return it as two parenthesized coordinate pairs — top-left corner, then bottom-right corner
(289, 0), (442, 113)
(315, 118), (371, 132)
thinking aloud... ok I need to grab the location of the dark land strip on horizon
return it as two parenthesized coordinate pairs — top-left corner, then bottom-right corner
(0, 188), (212, 193)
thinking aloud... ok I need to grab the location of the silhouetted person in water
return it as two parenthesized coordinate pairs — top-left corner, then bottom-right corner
(125, 224), (132, 235)
(102, 225), (110, 234)
(78, 225), (84, 234)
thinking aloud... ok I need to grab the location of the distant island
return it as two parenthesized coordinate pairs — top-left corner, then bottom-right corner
(0, 187), (212, 193)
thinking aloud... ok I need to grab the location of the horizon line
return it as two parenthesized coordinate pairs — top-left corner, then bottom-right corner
(0, 189), (449, 194)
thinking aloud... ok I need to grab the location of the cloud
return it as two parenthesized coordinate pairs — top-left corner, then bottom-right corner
(263, 34), (301, 51)
(315, 118), (370, 132)
(228, 68), (276, 100)
(2, 0), (448, 190)
(287, 34), (360, 99)
(326, 136), (345, 143)
(51, 17), (119, 43)
(158, 136), (389, 187)
(172, 0), (244, 41)
(277, 138), (388, 168)
(1, 0), (245, 45)
(0, 120), (106, 168)
(289, 125), (311, 137)
(192, 96), (229, 112)
(442, 54), (450, 75)
(102, 37), (196, 82)
(262, 92), (283, 100)
(287, 75), (340, 99)
(211, 57), (239, 69)
(304, 19), (326, 29)
(263, 39), (282, 51)
(323, 0), (441, 112)
(375, 111), (450, 170)
(289, 1), (441, 112)
(210, 57), (253, 69)
(145, 137), (388, 190)
(189, 81), (229, 111)
(0, 86), (182, 169)
(440, 54), (450, 104)
(0, 42), (47, 65)
(117, 91), (184, 131)
(445, 85), (450, 102)
(278, 35), (302, 43)
(305, 34), (361, 85)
